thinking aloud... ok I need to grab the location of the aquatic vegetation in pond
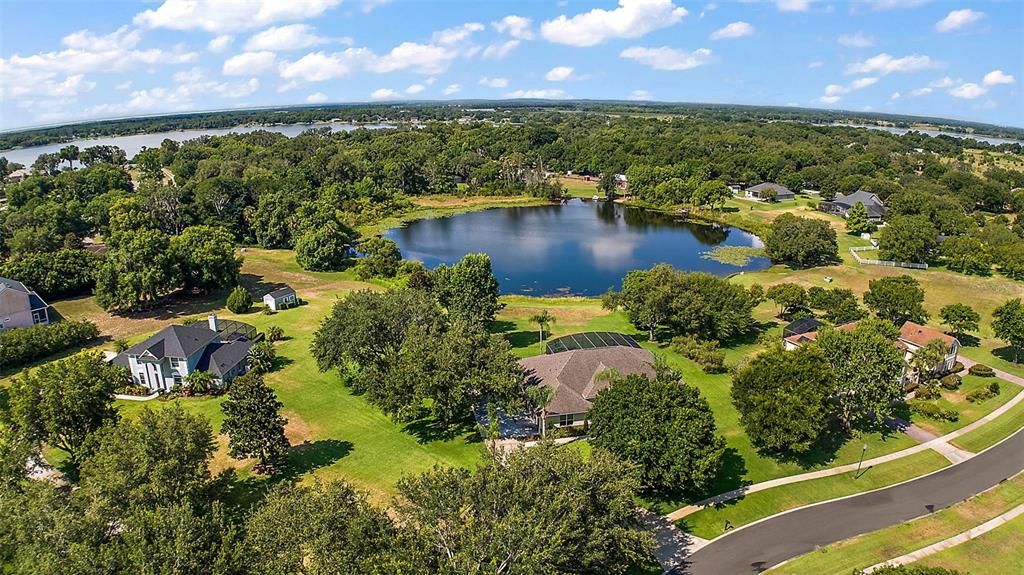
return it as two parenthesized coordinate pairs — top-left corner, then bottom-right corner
(701, 246), (766, 267)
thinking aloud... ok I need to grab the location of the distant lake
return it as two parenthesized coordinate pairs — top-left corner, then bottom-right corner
(834, 124), (1023, 146)
(0, 122), (392, 166)
(385, 199), (770, 296)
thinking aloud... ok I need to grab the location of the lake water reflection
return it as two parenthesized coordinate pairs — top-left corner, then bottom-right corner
(385, 199), (770, 296)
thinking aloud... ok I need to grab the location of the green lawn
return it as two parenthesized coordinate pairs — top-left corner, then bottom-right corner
(770, 473), (1024, 575)
(679, 449), (951, 540)
(952, 395), (1024, 453)
(909, 374), (1022, 436)
(915, 513), (1024, 575)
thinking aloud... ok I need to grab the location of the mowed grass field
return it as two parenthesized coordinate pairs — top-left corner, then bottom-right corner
(769, 473), (1024, 575)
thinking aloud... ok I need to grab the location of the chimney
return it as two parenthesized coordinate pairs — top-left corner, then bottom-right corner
(208, 314), (219, 332)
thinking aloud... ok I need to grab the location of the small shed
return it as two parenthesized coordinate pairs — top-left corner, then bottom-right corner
(263, 286), (297, 311)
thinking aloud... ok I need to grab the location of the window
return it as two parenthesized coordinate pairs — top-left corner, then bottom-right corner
(170, 357), (183, 368)
(173, 374), (183, 387)
(558, 414), (578, 427)
(31, 310), (46, 324)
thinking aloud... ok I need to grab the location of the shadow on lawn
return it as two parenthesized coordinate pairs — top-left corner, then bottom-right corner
(403, 415), (480, 444)
(993, 345), (1023, 365)
(239, 273), (290, 299)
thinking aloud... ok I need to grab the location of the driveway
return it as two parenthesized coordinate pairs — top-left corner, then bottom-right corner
(683, 427), (1024, 574)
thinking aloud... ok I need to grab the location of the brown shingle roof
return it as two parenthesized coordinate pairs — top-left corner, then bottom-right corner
(899, 321), (958, 349)
(520, 346), (656, 415)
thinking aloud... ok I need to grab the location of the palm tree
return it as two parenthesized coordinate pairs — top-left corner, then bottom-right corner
(184, 370), (215, 396)
(530, 310), (555, 347)
(247, 341), (276, 375)
(526, 386), (555, 437)
(910, 339), (949, 386)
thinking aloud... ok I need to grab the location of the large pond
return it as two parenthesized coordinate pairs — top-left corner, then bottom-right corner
(0, 122), (392, 166)
(833, 124), (1023, 146)
(385, 199), (770, 296)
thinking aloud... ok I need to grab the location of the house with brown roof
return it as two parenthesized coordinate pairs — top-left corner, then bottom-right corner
(521, 344), (656, 436)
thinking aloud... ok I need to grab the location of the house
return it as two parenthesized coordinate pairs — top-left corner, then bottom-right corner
(782, 319), (857, 351)
(4, 168), (31, 183)
(263, 286), (298, 311)
(614, 174), (628, 189)
(897, 321), (960, 374)
(744, 182), (795, 202)
(819, 190), (887, 221)
(521, 343), (655, 436)
(0, 277), (51, 331)
(782, 319), (959, 379)
(112, 314), (255, 392)
(727, 182), (747, 194)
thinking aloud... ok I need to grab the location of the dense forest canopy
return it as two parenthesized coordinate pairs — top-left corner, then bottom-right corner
(2, 101), (1022, 152)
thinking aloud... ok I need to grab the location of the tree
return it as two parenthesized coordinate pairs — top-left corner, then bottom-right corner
(766, 283), (807, 317)
(589, 371), (725, 493)
(395, 443), (653, 575)
(816, 319), (905, 430)
(354, 236), (402, 279)
(58, 145), (79, 170)
(603, 264), (675, 341)
(806, 287), (866, 324)
(226, 285), (252, 313)
(864, 275), (929, 325)
(992, 298), (1024, 363)
(433, 253), (501, 325)
(220, 373), (289, 473)
(939, 235), (992, 275)
(692, 180), (731, 209)
(845, 201), (872, 234)
(878, 215), (938, 263)
(243, 481), (395, 575)
(764, 213), (840, 268)
(530, 309), (555, 345)
(379, 321), (523, 426)
(171, 225), (242, 292)
(7, 353), (123, 467)
(939, 303), (980, 339)
(94, 228), (180, 312)
(246, 341), (276, 374)
(295, 222), (353, 271)
(266, 325), (284, 342)
(598, 171), (618, 200)
(0, 249), (96, 298)
(732, 345), (834, 454)
(909, 339), (948, 385)
(184, 370), (215, 395)
(77, 405), (215, 512)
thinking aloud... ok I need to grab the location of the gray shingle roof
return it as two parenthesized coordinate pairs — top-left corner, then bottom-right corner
(266, 286), (296, 299)
(745, 182), (795, 197)
(521, 346), (656, 415)
(123, 324), (219, 360)
(830, 190), (887, 218)
(0, 277), (30, 293)
(196, 339), (254, 377)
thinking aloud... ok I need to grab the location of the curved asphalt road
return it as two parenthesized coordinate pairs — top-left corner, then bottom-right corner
(685, 428), (1024, 574)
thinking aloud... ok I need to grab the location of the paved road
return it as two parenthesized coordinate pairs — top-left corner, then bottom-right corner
(684, 428), (1024, 574)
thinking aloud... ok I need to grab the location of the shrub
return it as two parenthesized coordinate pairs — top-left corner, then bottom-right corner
(939, 374), (962, 390)
(915, 385), (941, 400)
(266, 325), (284, 342)
(120, 384), (150, 396)
(968, 364), (995, 377)
(0, 319), (99, 370)
(948, 361), (965, 375)
(988, 380), (1001, 394)
(671, 335), (727, 373)
(910, 401), (959, 422)
(112, 338), (129, 353)
(226, 286), (252, 314)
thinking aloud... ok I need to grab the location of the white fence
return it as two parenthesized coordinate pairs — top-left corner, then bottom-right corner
(850, 246), (928, 269)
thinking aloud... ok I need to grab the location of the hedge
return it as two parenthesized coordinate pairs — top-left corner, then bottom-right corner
(0, 319), (99, 370)
(910, 401), (959, 422)
(940, 373), (962, 390)
(968, 364), (995, 377)
(967, 381), (1001, 404)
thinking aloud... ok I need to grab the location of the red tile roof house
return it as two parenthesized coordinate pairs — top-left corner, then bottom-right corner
(520, 346), (656, 437)
(783, 320), (960, 383)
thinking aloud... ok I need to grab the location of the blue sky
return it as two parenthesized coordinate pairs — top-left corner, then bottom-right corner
(1, 0), (1021, 130)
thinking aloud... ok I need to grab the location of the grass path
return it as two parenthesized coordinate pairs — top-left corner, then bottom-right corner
(768, 473), (1024, 575)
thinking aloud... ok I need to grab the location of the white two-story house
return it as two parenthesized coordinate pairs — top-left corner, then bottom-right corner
(113, 315), (254, 392)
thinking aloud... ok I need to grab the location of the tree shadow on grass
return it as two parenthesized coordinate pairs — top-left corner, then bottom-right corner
(993, 345), (1022, 365)
(958, 334), (981, 348)
(647, 448), (750, 513)
(403, 414), (477, 444)
(270, 356), (295, 372)
(721, 320), (779, 349)
(489, 319), (516, 334)
(505, 331), (540, 350)
(238, 273), (289, 299)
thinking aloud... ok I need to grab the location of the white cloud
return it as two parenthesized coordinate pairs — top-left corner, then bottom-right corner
(433, 22), (484, 45)
(0, 70), (95, 100)
(845, 53), (933, 75)
(367, 42), (457, 74)
(819, 95), (841, 104)
(405, 83), (425, 95)
(935, 9), (984, 33)
(890, 92), (901, 100)
(700, 3), (718, 19)
(481, 40), (520, 60)
(208, 35), (234, 53)
(710, 21), (753, 40)
(370, 88), (399, 100)
(929, 76), (958, 88)
(776, 0), (810, 12)
(620, 46), (712, 71)
(808, 60), (824, 69)
(134, 0), (342, 33)
(245, 24), (330, 51)
(983, 69), (1014, 86)
(505, 89), (569, 99)
(361, 0), (392, 13)
(819, 76), (878, 102)
(479, 76), (509, 88)
(278, 50), (365, 85)
(545, 66), (575, 81)
(628, 89), (653, 100)
(443, 83), (460, 95)
(909, 87), (932, 97)
(306, 91), (329, 103)
(540, 0), (688, 47)
(837, 32), (875, 48)
(949, 82), (987, 99)
(863, 0), (930, 9)
(87, 71), (258, 118)
(223, 51), (277, 75)
(492, 15), (534, 40)
(115, 80), (133, 91)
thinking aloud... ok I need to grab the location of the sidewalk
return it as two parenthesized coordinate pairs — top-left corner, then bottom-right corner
(664, 370), (1024, 522)
(864, 502), (1024, 573)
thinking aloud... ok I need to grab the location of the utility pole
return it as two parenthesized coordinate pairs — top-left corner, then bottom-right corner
(855, 443), (868, 479)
